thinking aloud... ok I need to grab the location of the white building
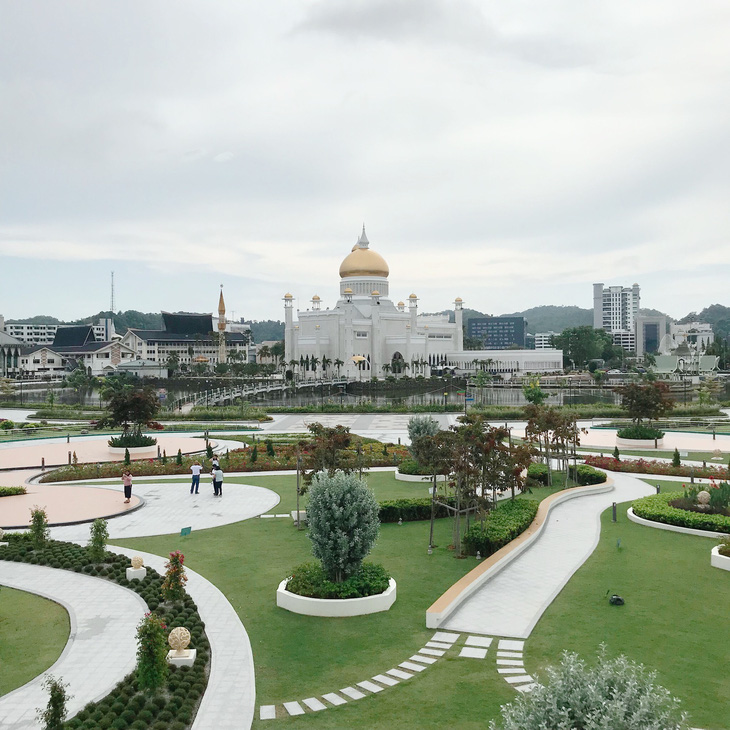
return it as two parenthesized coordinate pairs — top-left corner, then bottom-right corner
(284, 227), (563, 380)
(19, 340), (136, 378)
(3, 318), (116, 345)
(593, 282), (640, 350)
(534, 332), (558, 349)
(669, 322), (714, 351)
(0, 329), (23, 377)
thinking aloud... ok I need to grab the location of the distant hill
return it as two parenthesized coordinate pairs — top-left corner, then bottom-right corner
(7, 315), (62, 324)
(250, 320), (284, 342)
(500, 306), (592, 334)
(72, 310), (165, 332)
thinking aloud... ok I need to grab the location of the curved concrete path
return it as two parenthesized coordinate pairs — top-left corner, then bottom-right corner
(0, 564), (147, 730)
(110, 547), (255, 730)
(442, 471), (654, 638)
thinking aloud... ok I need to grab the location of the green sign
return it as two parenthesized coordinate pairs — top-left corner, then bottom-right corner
(180, 526), (192, 537)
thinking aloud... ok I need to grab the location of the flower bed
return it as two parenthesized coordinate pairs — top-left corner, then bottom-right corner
(39, 441), (411, 483)
(632, 492), (730, 534)
(285, 561), (390, 599)
(0, 534), (210, 729)
(277, 577), (397, 617)
(584, 455), (730, 480)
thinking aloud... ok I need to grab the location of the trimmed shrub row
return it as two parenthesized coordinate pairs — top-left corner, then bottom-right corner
(0, 534), (210, 729)
(462, 499), (540, 557)
(286, 562), (390, 599)
(572, 464), (606, 485)
(397, 459), (433, 476)
(378, 496), (456, 523)
(616, 424), (665, 440)
(632, 492), (730, 534)
(0, 486), (26, 497)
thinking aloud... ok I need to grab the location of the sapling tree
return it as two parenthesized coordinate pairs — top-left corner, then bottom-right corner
(136, 613), (168, 691)
(37, 675), (71, 730)
(30, 506), (50, 549)
(307, 471), (380, 583)
(87, 518), (108, 561)
(161, 550), (188, 603)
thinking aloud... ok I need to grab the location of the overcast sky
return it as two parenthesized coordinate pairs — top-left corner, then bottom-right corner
(2, 1), (729, 323)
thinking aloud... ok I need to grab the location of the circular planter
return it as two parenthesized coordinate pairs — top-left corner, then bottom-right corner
(395, 471), (447, 483)
(108, 444), (158, 456)
(276, 578), (396, 617)
(711, 545), (730, 572)
(616, 436), (664, 449)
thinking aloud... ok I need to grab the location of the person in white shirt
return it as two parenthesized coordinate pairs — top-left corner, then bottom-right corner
(212, 466), (224, 497)
(190, 461), (202, 494)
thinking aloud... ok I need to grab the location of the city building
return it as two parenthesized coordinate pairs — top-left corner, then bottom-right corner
(121, 293), (254, 370)
(593, 282), (640, 350)
(18, 325), (136, 378)
(635, 315), (667, 358)
(2, 317), (116, 345)
(0, 329), (23, 378)
(284, 227), (563, 379)
(467, 316), (526, 349)
(668, 321), (714, 351)
(533, 332), (558, 350)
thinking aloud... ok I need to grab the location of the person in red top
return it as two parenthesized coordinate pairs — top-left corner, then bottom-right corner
(121, 469), (133, 503)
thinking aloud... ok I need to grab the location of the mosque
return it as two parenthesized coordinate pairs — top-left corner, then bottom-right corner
(284, 227), (563, 380)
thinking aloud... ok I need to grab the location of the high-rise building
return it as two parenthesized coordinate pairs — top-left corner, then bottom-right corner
(593, 282), (640, 351)
(467, 317), (526, 350)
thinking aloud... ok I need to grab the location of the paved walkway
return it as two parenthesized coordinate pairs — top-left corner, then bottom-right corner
(110, 547), (256, 730)
(0, 563), (147, 730)
(442, 471), (655, 638)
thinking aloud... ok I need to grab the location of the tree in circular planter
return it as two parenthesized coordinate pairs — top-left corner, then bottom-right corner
(102, 385), (160, 449)
(307, 471), (380, 584)
(616, 381), (674, 441)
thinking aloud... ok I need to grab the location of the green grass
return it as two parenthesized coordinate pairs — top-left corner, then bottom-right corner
(0, 587), (70, 695)
(107, 472), (728, 729)
(527, 503), (729, 730)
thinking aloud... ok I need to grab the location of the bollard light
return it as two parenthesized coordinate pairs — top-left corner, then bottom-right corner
(476, 551), (482, 561)
(612, 502), (617, 522)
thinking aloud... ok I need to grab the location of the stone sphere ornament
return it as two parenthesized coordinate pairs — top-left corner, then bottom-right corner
(131, 555), (144, 570)
(168, 627), (191, 654)
(697, 490), (711, 506)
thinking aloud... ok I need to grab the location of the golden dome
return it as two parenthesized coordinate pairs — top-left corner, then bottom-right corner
(398, 301), (405, 307)
(371, 290), (380, 296)
(312, 295), (320, 301)
(344, 287), (353, 294)
(409, 293), (418, 299)
(339, 225), (389, 279)
(283, 293), (293, 299)
(455, 297), (463, 302)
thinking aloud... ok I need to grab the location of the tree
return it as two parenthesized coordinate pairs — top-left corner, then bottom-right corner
(165, 351), (180, 376)
(306, 471), (380, 582)
(87, 518), (108, 561)
(37, 675), (71, 730)
(552, 326), (617, 368)
(257, 344), (271, 364)
(407, 415), (440, 447)
(618, 381), (675, 425)
(489, 647), (689, 730)
(136, 613), (168, 691)
(301, 422), (354, 484)
(161, 550), (188, 603)
(334, 358), (344, 376)
(30, 506), (49, 549)
(522, 377), (548, 405)
(103, 386), (160, 439)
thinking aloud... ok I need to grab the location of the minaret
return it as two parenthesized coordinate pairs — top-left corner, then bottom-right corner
(454, 298), (464, 351)
(284, 293), (294, 363)
(218, 286), (227, 365)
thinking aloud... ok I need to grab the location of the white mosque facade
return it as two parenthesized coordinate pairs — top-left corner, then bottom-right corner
(284, 228), (564, 380)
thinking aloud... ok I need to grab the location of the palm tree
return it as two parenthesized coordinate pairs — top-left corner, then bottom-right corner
(334, 358), (344, 377)
(258, 345), (271, 365)
(382, 363), (391, 376)
(321, 355), (331, 377)
(310, 357), (320, 377)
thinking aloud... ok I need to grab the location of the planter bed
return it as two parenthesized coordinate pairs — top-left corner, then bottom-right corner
(631, 492), (730, 535)
(710, 545), (730, 571)
(276, 578), (396, 617)
(108, 444), (159, 456)
(616, 436), (664, 449)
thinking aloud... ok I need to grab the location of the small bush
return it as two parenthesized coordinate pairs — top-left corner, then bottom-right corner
(0, 486), (27, 497)
(136, 613), (168, 691)
(87, 518), (109, 561)
(527, 463), (549, 485)
(617, 424), (665, 440)
(397, 459), (433, 476)
(286, 561), (390, 599)
(37, 675), (71, 730)
(463, 500), (539, 557)
(108, 433), (157, 448)
(30, 506), (50, 549)
(572, 464), (606, 486)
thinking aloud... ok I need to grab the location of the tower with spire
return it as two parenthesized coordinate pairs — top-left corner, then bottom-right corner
(218, 286), (227, 365)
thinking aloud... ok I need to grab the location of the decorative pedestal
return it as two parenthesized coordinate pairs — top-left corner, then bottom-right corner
(0, 542), (8, 548)
(290, 510), (307, 525)
(166, 649), (197, 667)
(126, 566), (147, 581)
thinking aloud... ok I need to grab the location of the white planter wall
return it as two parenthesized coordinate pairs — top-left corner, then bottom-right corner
(615, 437), (664, 449)
(711, 546), (730, 572)
(276, 578), (396, 617)
(395, 471), (447, 483)
(108, 445), (158, 456)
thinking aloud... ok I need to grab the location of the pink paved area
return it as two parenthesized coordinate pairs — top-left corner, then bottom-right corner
(0, 435), (209, 528)
(0, 435), (210, 469)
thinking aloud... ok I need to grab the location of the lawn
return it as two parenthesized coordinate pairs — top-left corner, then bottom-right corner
(0, 586), (70, 696)
(109, 471), (728, 729)
(527, 502), (728, 730)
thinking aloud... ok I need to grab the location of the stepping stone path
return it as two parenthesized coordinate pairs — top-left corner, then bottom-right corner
(258, 632), (460, 719)
(492, 639), (539, 694)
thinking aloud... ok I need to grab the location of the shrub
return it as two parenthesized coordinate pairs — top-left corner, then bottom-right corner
(175, 449), (183, 466)
(37, 675), (71, 730)
(250, 444), (258, 463)
(616, 424), (665, 440)
(124, 448), (131, 466)
(136, 613), (168, 691)
(108, 433), (157, 448)
(613, 446), (620, 461)
(307, 471), (380, 582)
(527, 463), (549, 485)
(463, 500), (539, 557)
(0, 486), (27, 497)
(378, 496), (456, 523)
(632, 492), (730, 534)
(489, 647), (689, 729)
(87, 518), (109, 561)
(286, 561), (390, 599)
(397, 459), (432, 476)
(717, 535), (730, 557)
(265, 439), (275, 457)
(30, 506), (50, 549)
(161, 551), (188, 603)
(205, 442), (214, 459)
(672, 448), (681, 468)
(572, 464), (606, 486)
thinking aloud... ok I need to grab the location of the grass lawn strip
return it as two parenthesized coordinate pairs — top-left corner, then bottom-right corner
(0, 586), (70, 696)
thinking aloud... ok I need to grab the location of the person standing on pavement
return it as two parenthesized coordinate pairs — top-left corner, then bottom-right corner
(121, 469), (133, 503)
(190, 460), (202, 494)
(212, 465), (224, 497)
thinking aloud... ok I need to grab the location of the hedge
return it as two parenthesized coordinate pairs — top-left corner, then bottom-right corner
(632, 492), (730, 534)
(0, 486), (26, 497)
(462, 499), (539, 557)
(527, 463), (549, 485)
(572, 464), (606, 485)
(397, 459), (433, 476)
(0, 534), (210, 729)
(378, 496), (456, 523)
